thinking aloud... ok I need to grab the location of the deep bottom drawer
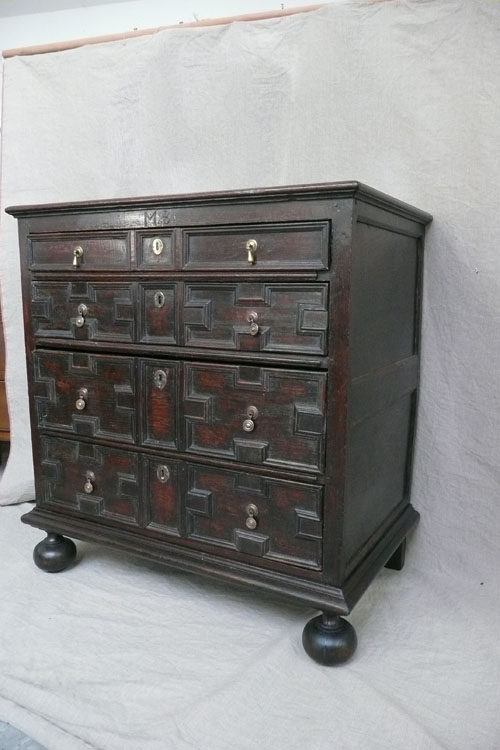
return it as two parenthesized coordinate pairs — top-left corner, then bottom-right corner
(39, 436), (323, 571)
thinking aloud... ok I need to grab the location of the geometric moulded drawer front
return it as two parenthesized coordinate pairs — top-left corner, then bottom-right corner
(40, 436), (140, 526)
(31, 281), (135, 343)
(183, 363), (327, 473)
(183, 282), (328, 355)
(33, 350), (136, 443)
(184, 462), (323, 570)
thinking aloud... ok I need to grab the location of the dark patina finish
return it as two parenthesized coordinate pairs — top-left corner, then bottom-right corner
(7, 182), (432, 665)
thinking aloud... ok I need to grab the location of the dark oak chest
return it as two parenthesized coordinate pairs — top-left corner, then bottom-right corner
(7, 183), (431, 664)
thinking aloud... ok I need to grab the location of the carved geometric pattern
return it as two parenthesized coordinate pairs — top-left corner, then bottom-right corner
(183, 283), (328, 354)
(233, 529), (270, 557)
(40, 436), (140, 526)
(34, 350), (136, 443)
(183, 363), (326, 472)
(183, 463), (323, 569)
(31, 281), (134, 342)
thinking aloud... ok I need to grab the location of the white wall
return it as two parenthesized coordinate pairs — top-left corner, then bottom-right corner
(0, 0), (322, 120)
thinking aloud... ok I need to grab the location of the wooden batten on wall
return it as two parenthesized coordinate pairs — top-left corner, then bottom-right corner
(2, 4), (325, 59)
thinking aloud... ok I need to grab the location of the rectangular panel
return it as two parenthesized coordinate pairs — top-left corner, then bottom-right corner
(139, 284), (177, 345)
(182, 222), (329, 271)
(31, 281), (135, 342)
(140, 359), (179, 450)
(143, 456), (181, 537)
(184, 463), (323, 570)
(344, 393), (416, 565)
(136, 231), (174, 270)
(29, 233), (129, 271)
(34, 350), (136, 443)
(183, 282), (328, 354)
(183, 363), (326, 472)
(40, 436), (140, 526)
(350, 224), (419, 377)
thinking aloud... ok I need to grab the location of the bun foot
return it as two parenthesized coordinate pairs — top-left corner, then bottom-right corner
(33, 532), (77, 573)
(302, 613), (357, 665)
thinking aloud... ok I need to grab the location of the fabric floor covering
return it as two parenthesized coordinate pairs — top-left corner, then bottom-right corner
(1, 502), (499, 750)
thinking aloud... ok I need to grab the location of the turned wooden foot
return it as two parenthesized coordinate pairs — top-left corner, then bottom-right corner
(302, 613), (357, 665)
(385, 538), (407, 571)
(33, 532), (77, 573)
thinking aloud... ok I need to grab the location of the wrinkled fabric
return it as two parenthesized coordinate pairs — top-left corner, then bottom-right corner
(0, 1), (499, 747)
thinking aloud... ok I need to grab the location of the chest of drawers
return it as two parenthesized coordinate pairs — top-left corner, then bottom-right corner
(7, 183), (431, 665)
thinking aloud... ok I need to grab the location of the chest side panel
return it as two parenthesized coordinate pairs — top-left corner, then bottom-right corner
(343, 206), (425, 575)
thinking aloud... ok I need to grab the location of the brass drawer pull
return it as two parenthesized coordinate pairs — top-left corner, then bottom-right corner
(84, 470), (95, 494)
(242, 405), (258, 432)
(153, 369), (168, 390)
(247, 311), (259, 336)
(75, 387), (88, 411)
(245, 503), (258, 530)
(246, 239), (257, 264)
(75, 303), (88, 328)
(152, 238), (164, 256)
(73, 246), (84, 267)
(157, 465), (170, 483)
(154, 291), (165, 308)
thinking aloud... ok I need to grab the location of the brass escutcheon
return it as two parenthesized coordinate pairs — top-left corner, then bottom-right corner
(152, 238), (164, 256)
(153, 369), (168, 390)
(157, 465), (170, 483)
(154, 291), (165, 308)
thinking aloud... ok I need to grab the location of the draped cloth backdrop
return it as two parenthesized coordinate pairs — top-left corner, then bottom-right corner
(0, 2), (499, 749)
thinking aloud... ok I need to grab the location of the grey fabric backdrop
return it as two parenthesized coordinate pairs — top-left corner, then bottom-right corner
(0, 1), (499, 748)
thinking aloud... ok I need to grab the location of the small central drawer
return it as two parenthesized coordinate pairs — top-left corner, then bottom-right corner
(183, 282), (328, 354)
(182, 363), (326, 473)
(40, 435), (140, 526)
(31, 281), (134, 343)
(29, 232), (129, 271)
(33, 350), (136, 443)
(182, 221), (329, 271)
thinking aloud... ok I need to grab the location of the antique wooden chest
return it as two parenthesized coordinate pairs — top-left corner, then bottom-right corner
(7, 183), (432, 664)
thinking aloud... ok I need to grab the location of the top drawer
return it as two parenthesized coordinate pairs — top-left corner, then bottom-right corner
(182, 222), (329, 271)
(29, 233), (130, 271)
